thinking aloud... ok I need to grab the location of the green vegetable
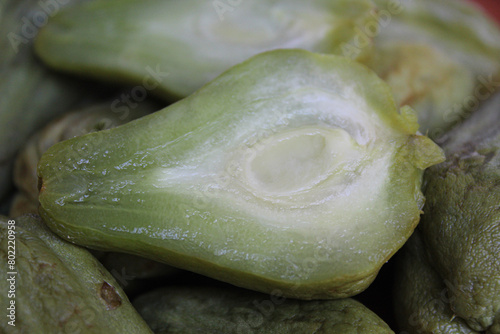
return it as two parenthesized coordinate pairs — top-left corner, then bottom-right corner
(393, 230), (478, 333)
(134, 285), (394, 333)
(38, 49), (444, 299)
(0, 0), (94, 201)
(35, 0), (377, 99)
(7, 100), (176, 294)
(420, 93), (500, 333)
(394, 93), (500, 333)
(370, 0), (500, 136)
(11, 101), (155, 216)
(0, 215), (152, 334)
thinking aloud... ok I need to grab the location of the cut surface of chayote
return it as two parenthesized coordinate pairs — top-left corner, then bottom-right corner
(417, 92), (500, 333)
(38, 49), (444, 299)
(370, 0), (500, 136)
(0, 215), (152, 334)
(134, 285), (394, 333)
(35, 0), (377, 99)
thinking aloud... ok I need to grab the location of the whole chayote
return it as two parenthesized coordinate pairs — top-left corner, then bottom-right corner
(0, 215), (152, 333)
(394, 93), (500, 333)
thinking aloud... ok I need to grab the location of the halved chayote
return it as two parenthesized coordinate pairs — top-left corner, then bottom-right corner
(35, 0), (377, 99)
(134, 285), (394, 333)
(11, 101), (155, 216)
(0, 215), (152, 333)
(38, 50), (444, 299)
(370, 0), (500, 136)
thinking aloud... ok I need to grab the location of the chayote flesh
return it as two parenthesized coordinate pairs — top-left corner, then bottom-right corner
(37, 49), (444, 299)
(34, 0), (377, 99)
(11, 101), (156, 216)
(370, 0), (500, 136)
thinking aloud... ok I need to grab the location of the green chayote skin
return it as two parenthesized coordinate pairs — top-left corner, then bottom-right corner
(394, 93), (500, 333)
(393, 230), (478, 334)
(420, 93), (500, 333)
(4, 99), (178, 289)
(0, 215), (152, 334)
(6, 101), (176, 293)
(10, 101), (156, 217)
(0, 0), (96, 201)
(370, 0), (500, 136)
(34, 0), (377, 99)
(37, 49), (444, 299)
(134, 285), (394, 334)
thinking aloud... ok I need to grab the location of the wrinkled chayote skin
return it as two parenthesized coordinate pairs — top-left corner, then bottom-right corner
(421, 94), (500, 333)
(38, 50), (444, 299)
(393, 230), (478, 334)
(395, 93), (500, 333)
(134, 285), (394, 334)
(370, 0), (500, 136)
(10, 101), (156, 217)
(35, 0), (377, 99)
(0, 0), (96, 201)
(0, 215), (152, 334)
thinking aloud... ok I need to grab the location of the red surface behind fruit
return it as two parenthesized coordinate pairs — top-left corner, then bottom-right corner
(470, 0), (500, 24)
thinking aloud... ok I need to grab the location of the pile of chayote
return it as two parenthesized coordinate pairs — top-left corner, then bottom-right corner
(1, 0), (499, 333)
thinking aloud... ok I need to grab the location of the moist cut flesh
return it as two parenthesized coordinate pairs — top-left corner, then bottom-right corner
(38, 50), (444, 299)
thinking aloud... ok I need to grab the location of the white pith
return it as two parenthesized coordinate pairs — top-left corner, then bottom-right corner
(154, 89), (396, 234)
